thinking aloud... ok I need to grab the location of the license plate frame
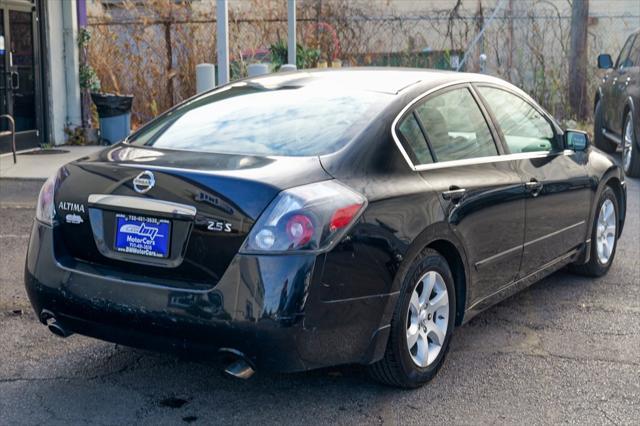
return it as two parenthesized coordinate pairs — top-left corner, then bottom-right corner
(114, 213), (171, 259)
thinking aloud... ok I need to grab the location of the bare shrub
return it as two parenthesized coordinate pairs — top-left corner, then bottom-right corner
(87, 0), (637, 126)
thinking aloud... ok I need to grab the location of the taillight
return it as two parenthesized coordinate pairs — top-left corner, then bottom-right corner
(240, 180), (367, 253)
(330, 204), (362, 231)
(286, 214), (314, 246)
(35, 172), (58, 226)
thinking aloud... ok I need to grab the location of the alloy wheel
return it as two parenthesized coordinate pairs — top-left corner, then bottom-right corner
(596, 198), (616, 264)
(623, 113), (634, 173)
(406, 270), (449, 367)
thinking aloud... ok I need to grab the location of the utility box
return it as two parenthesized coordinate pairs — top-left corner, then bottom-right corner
(196, 63), (216, 93)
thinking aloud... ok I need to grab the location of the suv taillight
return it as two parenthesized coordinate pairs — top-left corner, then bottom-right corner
(240, 180), (366, 254)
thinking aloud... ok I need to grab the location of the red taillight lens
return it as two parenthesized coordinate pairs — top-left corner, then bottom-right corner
(286, 214), (315, 247)
(330, 203), (363, 232)
(241, 180), (367, 253)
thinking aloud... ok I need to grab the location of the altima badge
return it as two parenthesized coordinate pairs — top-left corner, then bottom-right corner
(58, 201), (85, 213)
(133, 171), (155, 193)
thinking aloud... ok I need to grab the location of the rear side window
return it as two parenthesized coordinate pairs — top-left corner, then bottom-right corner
(414, 88), (498, 162)
(128, 85), (390, 156)
(398, 114), (433, 165)
(477, 87), (557, 153)
(616, 34), (637, 69)
(629, 36), (640, 68)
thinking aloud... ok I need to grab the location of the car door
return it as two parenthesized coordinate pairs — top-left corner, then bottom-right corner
(620, 36), (640, 120)
(606, 34), (637, 133)
(613, 35), (640, 132)
(396, 84), (526, 303)
(475, 85), (591, 277)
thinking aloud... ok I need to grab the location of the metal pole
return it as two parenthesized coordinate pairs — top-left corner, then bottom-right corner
(216, 0), (229, 85)
(287, 0), (296, 67)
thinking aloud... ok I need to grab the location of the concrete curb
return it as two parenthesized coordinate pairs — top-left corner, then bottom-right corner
(0, 177), (47, 182)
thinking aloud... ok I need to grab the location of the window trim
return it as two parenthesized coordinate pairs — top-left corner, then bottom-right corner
(391, 80), (568, 172)
(391, 82), (503, 169)
(411, 150), (576, 171)
(471, 83), (563, 155)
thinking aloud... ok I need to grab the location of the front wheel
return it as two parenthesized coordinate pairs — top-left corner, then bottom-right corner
(571, 187), (619, 277)
(368, 248), (455, 388)
(622, 111), (640, 177)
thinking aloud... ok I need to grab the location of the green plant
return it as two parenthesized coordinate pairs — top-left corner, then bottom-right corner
(64, 124), (88, 146)
(78, 27), (101, 92)
(79, 63), (101, 92)
(269, 40), (320, 71)
(77, 27), (91, 49)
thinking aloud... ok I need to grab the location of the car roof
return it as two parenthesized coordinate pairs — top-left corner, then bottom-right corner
(241, 67), (506, 95)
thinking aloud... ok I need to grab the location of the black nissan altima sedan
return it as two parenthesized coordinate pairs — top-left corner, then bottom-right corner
(26, 69), (627, 388)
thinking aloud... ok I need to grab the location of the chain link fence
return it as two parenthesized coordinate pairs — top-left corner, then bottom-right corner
(86, 0), (640, 126)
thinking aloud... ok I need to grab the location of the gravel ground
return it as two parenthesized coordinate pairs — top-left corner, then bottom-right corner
(0, 168), (638, 425)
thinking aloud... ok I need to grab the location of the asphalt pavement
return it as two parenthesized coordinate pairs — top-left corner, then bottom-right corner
(0, 168), (638, 425)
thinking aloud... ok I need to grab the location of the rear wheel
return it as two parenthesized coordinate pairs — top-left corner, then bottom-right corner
(622, 111), (640, 177)
(593, 100), (617, 153)
(368, 248), (455, 388)
(571, 187), (618, 277)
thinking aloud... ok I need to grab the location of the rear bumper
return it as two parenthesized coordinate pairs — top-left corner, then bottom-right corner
(25, 221), (396, 372)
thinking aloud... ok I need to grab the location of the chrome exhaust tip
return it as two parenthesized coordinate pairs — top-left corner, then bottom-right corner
(40, 310), (73, 338)
(39, 309), (55, 324)
(47, 321), (73, 338)
(219, 348), (255, 379)
(224, 359), (255, 379)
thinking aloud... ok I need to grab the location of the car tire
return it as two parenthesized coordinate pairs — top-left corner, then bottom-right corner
(593, 100), (617, 153)
(570, 186), (619, 277)
(622, 111), (640, 177)
(368, 248), (456, 388)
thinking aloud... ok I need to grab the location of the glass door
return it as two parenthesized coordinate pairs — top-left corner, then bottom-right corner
(1, 3), (42, 153)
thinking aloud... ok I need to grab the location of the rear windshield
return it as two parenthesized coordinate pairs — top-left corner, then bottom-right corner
(127, 84), (391, 156)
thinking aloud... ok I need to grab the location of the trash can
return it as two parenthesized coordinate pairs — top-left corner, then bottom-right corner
(91, 93), (134, 145)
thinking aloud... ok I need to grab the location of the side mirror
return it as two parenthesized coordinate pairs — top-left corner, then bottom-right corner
(565, 129), (589, 151)
(597, 54), (613, 69)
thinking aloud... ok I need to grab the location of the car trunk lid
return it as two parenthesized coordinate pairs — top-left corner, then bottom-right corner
(53, 145), (332, 290)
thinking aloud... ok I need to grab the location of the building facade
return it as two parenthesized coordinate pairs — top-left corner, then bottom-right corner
(1, 0), (80, 153)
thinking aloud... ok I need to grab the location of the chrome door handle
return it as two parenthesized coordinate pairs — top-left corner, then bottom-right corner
(525, 180), (543, 197)
(442, 187), (466, 202)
